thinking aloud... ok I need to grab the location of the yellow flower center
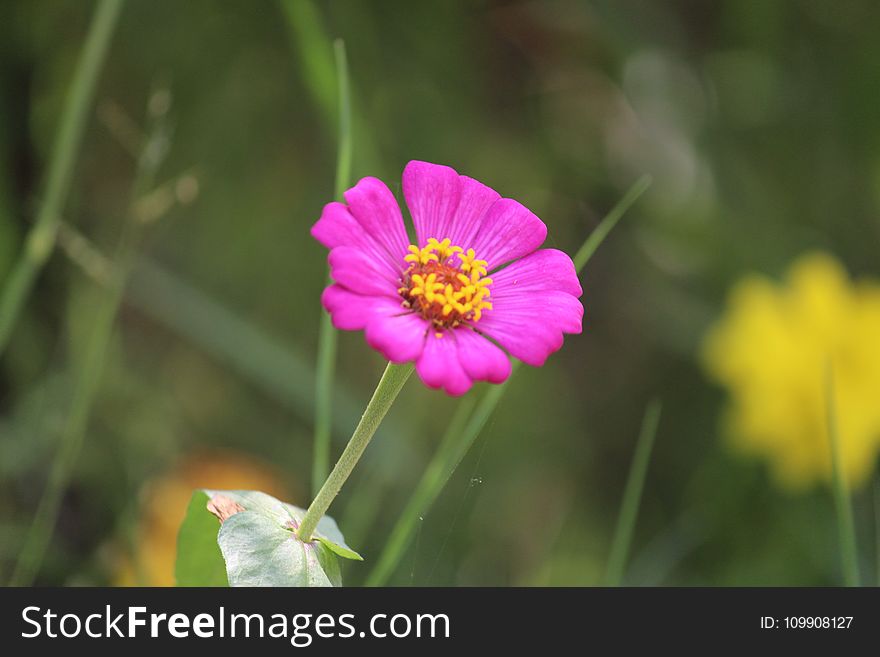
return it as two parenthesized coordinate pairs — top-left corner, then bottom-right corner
(399, 237), (493, 331)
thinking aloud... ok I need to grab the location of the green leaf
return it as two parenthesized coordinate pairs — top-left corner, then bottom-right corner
(175, 491), (229, 586)
(199, 489), (359, 587)
(314, 539), (343, 587)
(217, 511), (340, 586)
(278, 502), (363, 561)
(310, 511), (363, 562)
(205, 489), (363, 561)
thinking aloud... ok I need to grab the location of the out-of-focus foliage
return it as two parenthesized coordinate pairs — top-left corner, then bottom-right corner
(1, 0), (879, 586)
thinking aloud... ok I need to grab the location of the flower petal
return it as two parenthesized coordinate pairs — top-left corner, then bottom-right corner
(447, 175), (502, 248)
(343, 176), (410, 265)
(454, 328), (511, 384)
(311, 201), (400, 277)
(489, 249), (583, 299)
(470, 198), (547, 270)
(311, 202), (361, 250)
(328, 246), (401, 298)
(416, 333), (473, 396)
(477, 291), (583, 367)
(321, 285), (405, 331)
(403, 161), (461, 246)
(366, 312), (429, 363)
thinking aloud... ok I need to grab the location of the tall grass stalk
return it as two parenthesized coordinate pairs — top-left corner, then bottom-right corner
(604, 399), (662, 586)
(58, 231), (418, 468)
(312, 40), (352, 496)
(8, 91), (169, 586)
(366, 175), (652, 585)
(826, 366), (860, 587)
(278, 0), (336, 131)
(573, 175), (652, 271)
(0, 0), (123, 356)
(365, 394), (477, 585)
(279, 0), (379, 171)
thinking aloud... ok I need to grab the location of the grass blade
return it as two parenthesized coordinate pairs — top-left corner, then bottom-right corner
(365, 393), (476, 586)
(9, 87), (167, 586)
(604, 399), (662, 586)
(129, 260), (320, 412)
(573, 175), (652, 271)
(279, 0), (379, 172)
(331, 41), (353, 202)
(826, 365), (860, 586)
(278, 0), (337, 131)
(0, 0), (124, 356)
(58, 223), (418, 470)
(312, 40), (352, 495)
(366, 176), (652, 585)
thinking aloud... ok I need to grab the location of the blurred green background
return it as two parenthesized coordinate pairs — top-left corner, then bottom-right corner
(2, 0), (879, 586)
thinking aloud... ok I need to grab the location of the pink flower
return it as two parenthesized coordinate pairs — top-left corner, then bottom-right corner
(311, 161), (584, 396)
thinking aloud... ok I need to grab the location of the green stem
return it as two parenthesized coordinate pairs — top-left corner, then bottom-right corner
(826, 365), (860, 587)
(8, 89), (167, 586)
(312, 40), (352, 496)
(0, 0), (123, 356)
(604, 399), (662, 586)
(366, 175), (653, 585)
(298, 362), (413, 542)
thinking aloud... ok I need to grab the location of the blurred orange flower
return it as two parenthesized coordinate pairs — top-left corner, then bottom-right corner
(115, 450), (291, 586)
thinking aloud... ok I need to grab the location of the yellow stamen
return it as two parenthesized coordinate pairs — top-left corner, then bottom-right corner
(398, 236), (493, 329)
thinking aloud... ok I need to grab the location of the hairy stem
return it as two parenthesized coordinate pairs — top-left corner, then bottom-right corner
(298, 363), (413, 542)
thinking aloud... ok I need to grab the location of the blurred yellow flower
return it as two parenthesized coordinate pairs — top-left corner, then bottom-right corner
(702, 252), (880, 490)
(114, 450), (291, 586)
